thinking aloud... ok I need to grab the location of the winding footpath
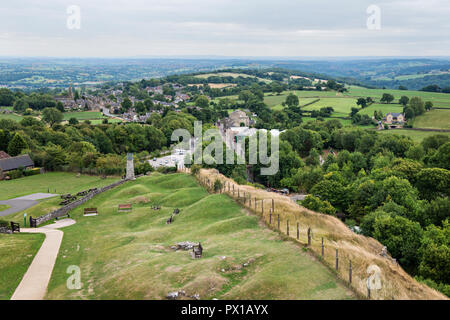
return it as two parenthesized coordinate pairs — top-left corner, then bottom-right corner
(10, 218), (76, 300)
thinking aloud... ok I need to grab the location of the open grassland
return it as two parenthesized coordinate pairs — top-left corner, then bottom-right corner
(0, 233), (45, 300)
(63, 111), (106, 121)
(357, 103), (404, 116)
(89, 118), (122, 125)
(346, 86), (450, 108)
(0, 204), (10, 212)
(379, 129), (450, 142)
(199, 169), (447, 300)
(0, 172), (119, 201)
(45, 173), (355, 300)
(0, 113), (24, 122)
(302, 98), (357, 116)
(412, 109), (450, 129)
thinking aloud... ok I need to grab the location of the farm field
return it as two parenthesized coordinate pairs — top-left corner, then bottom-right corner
(44, 173), (355, 300)
(357, 103), (404, 116)
(302, 97), (357, 116)
(379, 129), (450, 142)
(0, 172), (119, 201)
(89, 118), (122, 125)
(412, 109), (450, 129)
(63, 111), (107, 121)
(0, 233), (45, 300)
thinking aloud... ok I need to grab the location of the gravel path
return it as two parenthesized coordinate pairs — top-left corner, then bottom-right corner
(10, 218), (76, 300)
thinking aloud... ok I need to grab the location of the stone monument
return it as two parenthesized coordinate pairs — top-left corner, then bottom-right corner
(126, 153), (135, 180)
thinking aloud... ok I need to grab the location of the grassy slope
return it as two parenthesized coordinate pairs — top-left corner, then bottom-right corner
(45, 173), (354, 300)
(379, 129), (450, 142)
(0, 204), (11, 212)
(0, 113), (23, 122)
(412, 109), (450, 129)
(0, 233), (45, 300)
(63, 111), (105, 121)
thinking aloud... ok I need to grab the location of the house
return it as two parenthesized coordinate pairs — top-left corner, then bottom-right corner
(383, 112), (405, 128)
(0, 154), (34, 179)
(219, 110), (250, 131)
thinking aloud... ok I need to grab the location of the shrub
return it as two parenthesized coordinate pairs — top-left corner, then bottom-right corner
(0, 220), (9, 228)
(213, 179), (223, 193)
(190, 164), (201, 175)
(23, 167), (41, 176)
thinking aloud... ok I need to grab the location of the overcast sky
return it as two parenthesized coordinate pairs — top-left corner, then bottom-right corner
(1, 0), (449, 57)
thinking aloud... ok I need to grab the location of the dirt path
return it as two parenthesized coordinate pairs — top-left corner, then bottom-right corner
(10, 219), (76, 300)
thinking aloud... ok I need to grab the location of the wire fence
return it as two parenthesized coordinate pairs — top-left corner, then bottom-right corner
(180, 168), (418, 300)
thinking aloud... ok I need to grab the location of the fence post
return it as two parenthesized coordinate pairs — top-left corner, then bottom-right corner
(233, 184), (235, 196)
(243, 192), (246, 204)
(238, 188), (240, 198)
(349, 260), (352, 284)
(254, 197), (257, 211)
(335, 249), (339, 270)
(261, 200), (264, 215)
(297, 222), (299, 240)
(321, 238), (324, 257)
(278, 215), (280, 230)
(287, 220), (289, 236)
(368, 286), (371, 300)
(307, 228), (311, 246)
(269, 209), (272, 224)
(249, 195), (252, 206)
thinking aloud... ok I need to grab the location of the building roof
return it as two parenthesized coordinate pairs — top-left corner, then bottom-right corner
(0, 151), (11, 159)
(0, 154), (34, 172)
(386, 112), (403, 117)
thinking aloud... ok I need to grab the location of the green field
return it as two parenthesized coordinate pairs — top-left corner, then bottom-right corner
(379, 129), (450, 142)
(0, 172), (119, 201)
(0, 233), (45, 300)
(0, 113), (24, 122)
(357, 103), (404, 116)
(44, 173), (354, 300)
(0, 204), (10, 212)
(89, 118), (122, 125)
(63, 111), (106, 121)
(412, 109), (450, 129)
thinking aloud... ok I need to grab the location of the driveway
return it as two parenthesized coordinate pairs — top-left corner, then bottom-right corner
(0, 193), (58, 217)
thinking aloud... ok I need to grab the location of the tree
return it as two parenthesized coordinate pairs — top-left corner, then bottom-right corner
(372, 215), (423, 271)
(428, 142), (450, 169)
(13, 98), (29, 113)
(42, 107), (63, 126)
(195, 95), (210, 108)
(285, 93), (299, 108)
(0, 88), (15, 106)
(425, 101), (433, 111)
(409, 97), (425, 116)
(415, 168), (450, 200)
(7, 133), (28, 156)
(380, 93), (394, 104)
(68, 117), (79, 125)
(121, 98), (132, 111)
(399, 96), (409, 106)
(0, 129), (8, 150)
(356, 98), (367, 108)
(301, 195), (337, 216)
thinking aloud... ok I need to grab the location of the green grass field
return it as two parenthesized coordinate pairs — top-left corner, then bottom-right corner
(44, 173), (354, 300)
(0, 113), (24, 122)
(0, 233), (45, 300)
(378, 129), (450, 142)
(63, 111), (106, 121)
(412, 109), (450, 129)
(0, 204), (11, 212)
(0, 172), (119, 201)
(357, 103), (404, 116)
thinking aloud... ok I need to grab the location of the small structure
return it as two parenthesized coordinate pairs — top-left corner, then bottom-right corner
(84, 208), (98, 216)
(152, 205), (161, 210)
(383, 112), (405, 128)
(118, 204), (132, 212)
(191, 243), (203, 259)
(10, 222), (20, 233)
(0, 154), (34, 180)
(126, 153), (136, 180)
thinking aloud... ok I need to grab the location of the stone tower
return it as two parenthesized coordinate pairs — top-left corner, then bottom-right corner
(126, 153), (135, 180)
(68, 81), (73, 99)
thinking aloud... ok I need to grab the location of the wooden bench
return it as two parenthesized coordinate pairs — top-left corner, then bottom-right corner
(191, 242), (203, 259)
(84, 208), (98, 216)
(152, 205), (161, 210)
(10, 222), (20, 233)
(118, 204), (132, 212)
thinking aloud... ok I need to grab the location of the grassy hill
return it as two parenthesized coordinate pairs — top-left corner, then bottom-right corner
(45, 173), (355, 300)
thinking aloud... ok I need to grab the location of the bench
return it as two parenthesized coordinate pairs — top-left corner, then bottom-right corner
(152, 205), (161, 210)
(118, 204), (132, 212)
(10, 222), (20, 233)
(84, 208), (98, 216)
(173, 208), (180, 215)
(191, 242), (203, 259)
(56, 213), (70, 220)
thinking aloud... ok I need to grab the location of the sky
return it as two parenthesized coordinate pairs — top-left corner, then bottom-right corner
(1, 0), (449, 57)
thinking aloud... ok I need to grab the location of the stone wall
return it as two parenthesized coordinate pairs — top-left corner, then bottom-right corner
(0, 226), (12, 234)
(33, 178), (130, 226)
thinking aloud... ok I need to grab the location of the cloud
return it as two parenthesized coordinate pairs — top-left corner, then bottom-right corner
(0, 0), (449, 57)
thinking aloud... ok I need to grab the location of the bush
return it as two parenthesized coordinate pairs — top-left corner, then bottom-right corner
(0, 220), (9, 228)
(7, 169), (23, 180)
(190, 164), (201, 175)
(156, 166), (177, 174)
(23, 167), (41, 176)
(213, 179), (223, 193)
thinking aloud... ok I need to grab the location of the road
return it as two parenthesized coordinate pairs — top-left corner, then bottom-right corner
(0, 193), (58, 217)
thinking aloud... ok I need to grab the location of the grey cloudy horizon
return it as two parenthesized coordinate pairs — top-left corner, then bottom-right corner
(1, 0), (449, 57)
